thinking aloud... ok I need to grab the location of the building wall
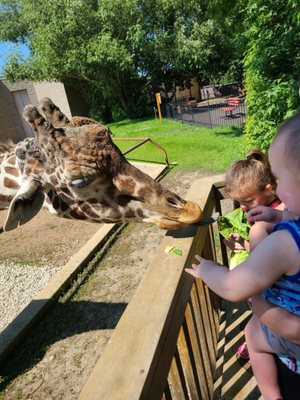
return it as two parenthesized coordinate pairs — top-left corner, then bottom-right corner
(0, 79), (75, 142)
(173, 78), (201, 102)
(33, 81), (72, 118)
(0, 80), (27, 142)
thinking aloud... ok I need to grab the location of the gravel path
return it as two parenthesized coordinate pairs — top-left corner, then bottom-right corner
(0, 263), (61, 332)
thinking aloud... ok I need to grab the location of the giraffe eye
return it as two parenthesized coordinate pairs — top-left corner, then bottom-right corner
(70, 177), (93, 189)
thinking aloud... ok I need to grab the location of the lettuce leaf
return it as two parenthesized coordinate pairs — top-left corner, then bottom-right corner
(229, 250), (249, 269)
(218, 208), (250, 269)
(218, 208), (250, 240)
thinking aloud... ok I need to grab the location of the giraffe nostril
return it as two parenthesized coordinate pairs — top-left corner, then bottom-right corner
(166, 196), (184, 207)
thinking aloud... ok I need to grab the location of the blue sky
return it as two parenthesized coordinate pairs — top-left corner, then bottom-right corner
(0, 41), (30, 75)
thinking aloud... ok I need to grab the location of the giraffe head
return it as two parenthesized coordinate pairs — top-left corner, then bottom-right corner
(4, 98), (202, 231)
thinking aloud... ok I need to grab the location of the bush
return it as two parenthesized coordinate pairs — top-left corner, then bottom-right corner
(245, 75), (299, 151)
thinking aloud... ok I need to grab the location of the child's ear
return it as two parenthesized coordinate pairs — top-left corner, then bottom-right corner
(264, 184), (274, 194)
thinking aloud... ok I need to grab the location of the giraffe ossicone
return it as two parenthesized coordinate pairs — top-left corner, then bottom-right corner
(1, 98), (203, 231)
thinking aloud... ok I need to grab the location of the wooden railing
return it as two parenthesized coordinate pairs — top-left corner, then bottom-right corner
(79, 174), (233, 400)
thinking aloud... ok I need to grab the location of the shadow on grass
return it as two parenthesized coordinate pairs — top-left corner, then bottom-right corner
(0, 300), (127, 391)
(109, 116), (154, 129)
(212, 125), (245, 138)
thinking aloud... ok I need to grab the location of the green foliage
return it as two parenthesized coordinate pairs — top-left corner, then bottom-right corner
(243, 0), (300, 150)
(1, 0), (152, 120)
(218, 208), (250, 241)
(245, 75), (299, 150)
(228, 250), (249, 269)
(208, 0), (300, 150)
(218, 207), (250, 269)
(109, 117), (246, 172)
(0, 0), (242, 122)
(3, 0), (299, 140)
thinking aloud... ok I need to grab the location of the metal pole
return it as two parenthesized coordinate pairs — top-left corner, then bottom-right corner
(207, 89), (212, 129)
(155, 93), (163, 123)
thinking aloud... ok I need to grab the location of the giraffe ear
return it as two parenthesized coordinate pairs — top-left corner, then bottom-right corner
(4, 179), (45, 231)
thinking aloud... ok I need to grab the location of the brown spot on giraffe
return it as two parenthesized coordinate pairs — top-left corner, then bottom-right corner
(4, 177), (20, 190)
(0, 194), (14, 204)
(7, 155), (17, 165)
(4, 166), (19, 177)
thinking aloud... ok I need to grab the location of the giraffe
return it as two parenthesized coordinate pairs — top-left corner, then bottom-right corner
(1, 98), (203, 232)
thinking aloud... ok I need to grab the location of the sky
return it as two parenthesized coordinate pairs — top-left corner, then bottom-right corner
(0, 41), (30, 75)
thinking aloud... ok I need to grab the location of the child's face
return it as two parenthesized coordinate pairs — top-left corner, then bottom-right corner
(269, 137), (300, 215)
(229, 187), (274, 211)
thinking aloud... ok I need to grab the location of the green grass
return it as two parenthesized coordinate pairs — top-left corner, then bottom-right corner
(109, 117), (246, 173)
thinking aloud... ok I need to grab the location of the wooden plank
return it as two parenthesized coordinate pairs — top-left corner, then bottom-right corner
(204, 285), (218, 358)
(202, 236), (219, 350)
(177, 322), (201, 399)
(167, 349), (189, 400)
(208, 290), (221, 345)
(219, 301), (260, 399)
(184, 301), (212, 399)
(194, 280), (216, 372)
(213, 311), (227, 400)
(189, 288), (213, 380)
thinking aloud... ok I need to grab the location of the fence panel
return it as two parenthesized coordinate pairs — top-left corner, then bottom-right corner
(162, 98), (247, 129)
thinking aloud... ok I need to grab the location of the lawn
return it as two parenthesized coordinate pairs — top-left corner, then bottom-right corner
(109, 117), (246, 173)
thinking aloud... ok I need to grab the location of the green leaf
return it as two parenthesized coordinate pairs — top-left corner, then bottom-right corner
(229, 250), (249, 269)
(218, 208), (250, 240)
(172, 248), (183, 256)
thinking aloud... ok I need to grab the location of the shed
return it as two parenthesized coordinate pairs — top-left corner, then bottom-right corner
(0, 78), (89, 142)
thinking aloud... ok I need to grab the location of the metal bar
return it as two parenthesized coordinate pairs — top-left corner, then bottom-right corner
(113, 137), (170, 167)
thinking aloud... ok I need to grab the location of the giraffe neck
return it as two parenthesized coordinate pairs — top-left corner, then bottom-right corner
(0, 149), (20, 209)
(0, 139), (118, 222)
(0, 140), (75, 218)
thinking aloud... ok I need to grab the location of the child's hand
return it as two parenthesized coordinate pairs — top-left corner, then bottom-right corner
(247, 206), (282, 224)
(223, 233), (245, 252)
(185, 254), (205, 278)
(185, 254), (213, 279)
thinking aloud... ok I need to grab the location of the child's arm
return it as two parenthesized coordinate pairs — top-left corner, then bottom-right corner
(248, 206), (296, 224)
(251, 296), (300, 345)
(249, 221), (273, 251)
(185, 230), (300, 302)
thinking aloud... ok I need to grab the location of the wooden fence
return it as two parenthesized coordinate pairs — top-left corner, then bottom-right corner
(79, 175), (247, 400)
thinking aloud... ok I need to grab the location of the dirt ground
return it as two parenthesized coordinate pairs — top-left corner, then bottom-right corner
(0, 169), (210, 400)
(0, 210), (100, 268)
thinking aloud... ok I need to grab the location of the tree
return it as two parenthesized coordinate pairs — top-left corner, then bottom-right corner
(243, 0), (300, 150)
(0, 0), (241, 121)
